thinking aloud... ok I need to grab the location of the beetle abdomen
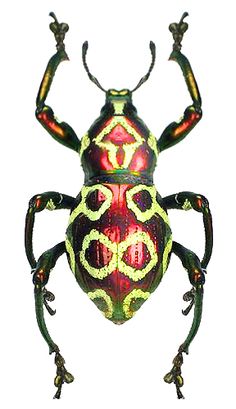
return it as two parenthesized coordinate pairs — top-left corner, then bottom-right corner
(66, 183), (172, 323)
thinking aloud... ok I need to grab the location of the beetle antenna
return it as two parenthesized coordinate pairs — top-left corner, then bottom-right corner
(131, 41), (156, 92)
(82, 41), (107, 92)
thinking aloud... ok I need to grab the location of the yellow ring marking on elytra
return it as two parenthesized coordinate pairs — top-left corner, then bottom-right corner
(65, 235), (76, 274)
(93, 116), (145, 169)
(69, 184), (113, 225)
(87, 289), (113, 318)
(162, 236), (172, 275)
(80, 229), (158, 282)
(126, 184), (170, 225)
(123, 289), (150, 319)
(80, 229), (117, 279)
(117, 231), (158, 281)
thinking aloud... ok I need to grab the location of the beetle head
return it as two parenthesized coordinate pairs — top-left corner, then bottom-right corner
(105, 89), (133, 114)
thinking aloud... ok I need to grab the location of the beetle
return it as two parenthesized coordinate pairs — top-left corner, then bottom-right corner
(25, 11), (213, 400)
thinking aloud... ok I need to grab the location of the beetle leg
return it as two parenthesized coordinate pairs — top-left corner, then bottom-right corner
(164, 241), (205, 399)
(157, 50), (202, 153)
(36, 51), (80, 152)
(25, 191), (75, 269)
(33, 242), (74, 399)
(35, 15), (80, 152)
(163, 192), (213, 269)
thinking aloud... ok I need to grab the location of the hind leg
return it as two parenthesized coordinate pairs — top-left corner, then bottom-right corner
(33, 242), (74, 399)
(164, 241), (205, 399)
(25, 192), (74, 313)
(163, 191), (212, 316)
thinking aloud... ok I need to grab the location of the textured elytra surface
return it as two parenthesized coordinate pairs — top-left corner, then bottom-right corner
(66, 183), (172, 323)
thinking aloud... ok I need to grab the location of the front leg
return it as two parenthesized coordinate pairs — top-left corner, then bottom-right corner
(163, 191), (213, 269)
(36, 13), (80, 152)
(158, 13), (202, 152)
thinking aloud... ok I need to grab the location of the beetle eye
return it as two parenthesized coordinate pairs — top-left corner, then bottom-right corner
(119, 90), (128, 96)
(110, 90), (118, 96)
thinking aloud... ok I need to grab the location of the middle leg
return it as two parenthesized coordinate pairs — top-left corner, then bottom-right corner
(163, 191), (213, 269)
(25, 191), (75, 269)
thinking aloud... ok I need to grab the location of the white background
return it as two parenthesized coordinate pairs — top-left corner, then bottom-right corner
(1, 0), (235, 408)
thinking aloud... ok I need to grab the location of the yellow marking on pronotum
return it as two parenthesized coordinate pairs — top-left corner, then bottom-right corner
(162, 236), (172, 274)
(65, 235), (76, 274)
(79, 133), (90, 157)
(69, 184), (113, 225)
(87, 289), (113, 318)
(147, 133), (159, 159)
(80, 229), (158, 282)
(93, 116), (145, 168)
(122, 143), (141, 169)
(117, 231), (158, 281)
(80, 230), (117, 279)
(123, 289), (150, 319)
(126, 184), (170, 225)
(113, 101), (125, 115)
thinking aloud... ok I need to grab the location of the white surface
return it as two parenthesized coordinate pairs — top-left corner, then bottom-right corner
(1, 1), (234, 408)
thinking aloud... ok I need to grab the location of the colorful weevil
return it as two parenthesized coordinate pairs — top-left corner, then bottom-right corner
(25, 11), (213, 400)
